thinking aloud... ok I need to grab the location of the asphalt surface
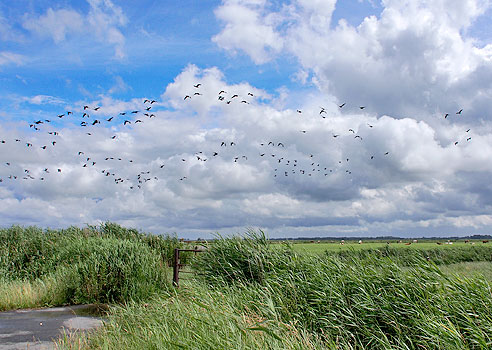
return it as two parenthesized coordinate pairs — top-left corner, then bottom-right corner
(0, 305), (106, 350)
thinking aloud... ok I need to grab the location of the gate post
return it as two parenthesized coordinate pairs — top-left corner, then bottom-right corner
(173, 248), (179, 287)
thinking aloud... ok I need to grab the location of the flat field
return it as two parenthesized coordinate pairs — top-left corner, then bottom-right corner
(289, 241), (483, 254)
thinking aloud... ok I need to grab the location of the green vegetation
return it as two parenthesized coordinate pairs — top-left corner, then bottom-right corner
(327, 244), (492, 266)
(291, 241), (486, 254)
(194, 232), (492, 349)
(0, 223), (183, 309)
(58, 285), (325, 350)
(3, 225), (492, 349)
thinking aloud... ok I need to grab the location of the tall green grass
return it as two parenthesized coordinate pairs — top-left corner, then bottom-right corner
(329, 245), (492, 266)
(57, 284), (327, 350)
(0, 223), (181, 310)
(195, 231), (492, 349)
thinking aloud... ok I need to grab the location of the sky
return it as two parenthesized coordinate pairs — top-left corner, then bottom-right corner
(1, 0), (492, 239)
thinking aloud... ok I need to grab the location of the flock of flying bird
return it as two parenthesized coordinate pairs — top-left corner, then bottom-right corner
(0, 83), (473, 191)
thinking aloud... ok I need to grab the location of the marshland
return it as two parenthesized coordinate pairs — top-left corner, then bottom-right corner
(1, 223), (492, 349)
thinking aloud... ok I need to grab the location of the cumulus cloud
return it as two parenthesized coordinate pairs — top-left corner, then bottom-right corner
(213, 0), (492, 119)
(212, 0), (284, 64)
(2, 1), (492, 238)
(2, 63), (492, 237)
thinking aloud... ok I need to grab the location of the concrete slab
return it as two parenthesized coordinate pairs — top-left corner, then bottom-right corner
(0, 305), (106, 350)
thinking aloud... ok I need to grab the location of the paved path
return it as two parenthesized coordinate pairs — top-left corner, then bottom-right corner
(0, 305), (105, 350)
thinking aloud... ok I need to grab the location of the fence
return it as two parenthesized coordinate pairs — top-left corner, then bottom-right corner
(172, 248), (204, 287)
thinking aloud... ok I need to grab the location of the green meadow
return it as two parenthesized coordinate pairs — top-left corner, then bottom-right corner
(1, 224), (492, 349)
(290, 240), (476, 254)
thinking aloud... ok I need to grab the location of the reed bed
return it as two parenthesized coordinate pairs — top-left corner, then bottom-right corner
(195, 231), (492, 349)
(0, 223), (180, 309)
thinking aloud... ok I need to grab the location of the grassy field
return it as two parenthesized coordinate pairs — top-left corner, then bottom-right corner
(441, 261), (492, 281)
(2, 224), (492, 349)
(290, 241), (484, 254)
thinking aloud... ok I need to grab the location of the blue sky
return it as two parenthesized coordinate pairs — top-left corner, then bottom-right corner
(1, 0), (492, 238)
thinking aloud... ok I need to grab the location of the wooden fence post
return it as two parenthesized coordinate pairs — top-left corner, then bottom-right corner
(173, 248), (180, 287)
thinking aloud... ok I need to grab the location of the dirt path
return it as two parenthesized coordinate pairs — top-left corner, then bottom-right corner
(0, 304), (105, 350)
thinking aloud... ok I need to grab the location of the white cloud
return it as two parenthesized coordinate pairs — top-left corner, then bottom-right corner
(212, 0), (492, 119)
(212, 0), (284, 64)
(24, 95), (65, 105)
(0, 12), (23, 42)
(22, 0), (127, 59)
(22, 8), (84, 43)
(2, 1), (492, 238)
(0, 51), (25, 66)
(108, 76), (130, 94)
(2, 63), (492, 237)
